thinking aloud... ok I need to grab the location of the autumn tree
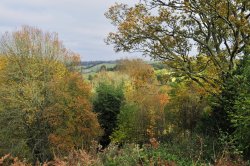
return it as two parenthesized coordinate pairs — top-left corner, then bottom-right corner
(117, 59), (156, 87)
(0, 26), (101, 162)
(105, 0), (250, 95)
(165, 80), (211, 137)
(106, 0), (250, 140)
(112, 59), (169, 144)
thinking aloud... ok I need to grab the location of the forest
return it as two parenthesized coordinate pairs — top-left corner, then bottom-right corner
(0, 0), (249, 165)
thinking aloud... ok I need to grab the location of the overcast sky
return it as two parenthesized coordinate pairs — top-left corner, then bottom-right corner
(0, 0), (147, 61)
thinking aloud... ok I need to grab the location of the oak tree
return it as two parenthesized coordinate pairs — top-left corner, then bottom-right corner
(106, 0), (250, 94)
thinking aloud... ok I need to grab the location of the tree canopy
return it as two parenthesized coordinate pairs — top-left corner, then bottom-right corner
(105, 0), (250, 94)
(0, 26), (101, 162)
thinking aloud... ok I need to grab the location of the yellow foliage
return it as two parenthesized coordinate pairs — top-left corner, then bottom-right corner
(116, 59), (170, 141)
(0, 56), (7, 71)
(0, 26), (101, 160)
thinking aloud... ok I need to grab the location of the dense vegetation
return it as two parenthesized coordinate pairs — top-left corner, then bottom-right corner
(0, 0), (249, 165)
(0, 26), (102, 163)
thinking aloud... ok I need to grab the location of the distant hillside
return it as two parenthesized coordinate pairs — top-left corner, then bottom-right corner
(79, 60), (167, 74)
(80, 60), (118, 69)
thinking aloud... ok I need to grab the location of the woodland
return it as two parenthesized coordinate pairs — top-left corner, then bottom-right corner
(0, 0), (249, 165)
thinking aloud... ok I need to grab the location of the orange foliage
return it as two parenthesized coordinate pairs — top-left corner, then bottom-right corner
(117, 59), (155, 88)
(44, 72), (102, 153)
(0, 26), (101, 161)
(158, 93), (169, 106)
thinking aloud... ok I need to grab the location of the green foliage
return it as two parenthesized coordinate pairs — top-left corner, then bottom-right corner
(99, 144), (179, 166)
(151, 62), (167, 70)
(229, 52), (250, 157)
(233, 95), (250, 155)
(99, 65), (107, 72)
(165, 80), (211, 137)
(111, 104), (139, 143)
(155, 69), (172, 85)
(111, 60), (169, 144)
(99, 141), (218, 166)
(217, 131), (243, 157)
(208, 50), (250, 158)
(99, 144), (140, 166)
(0, 109), (32, 160)
(93, 81), (124, 147)
(1, 141), (249, 166)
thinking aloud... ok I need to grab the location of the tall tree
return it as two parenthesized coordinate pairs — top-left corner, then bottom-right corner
(93, 80), (124, 148)
(105, 0), (250, 94)
(0, 26), (101, 162)
(226, 49), (250, 157)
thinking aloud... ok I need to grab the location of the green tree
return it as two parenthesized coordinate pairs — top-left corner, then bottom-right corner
(229, 50), (250, 157)
(204, 48), (250, 158)
(99, 65), (107, 72)
(93, 81), (124, 148)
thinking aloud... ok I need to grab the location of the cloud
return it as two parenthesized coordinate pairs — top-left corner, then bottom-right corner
(0, 0), (142, 61)
(0, 4), (54, 25)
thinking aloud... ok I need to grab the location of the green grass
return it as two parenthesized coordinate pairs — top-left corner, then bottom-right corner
(83, 63), (116, 73)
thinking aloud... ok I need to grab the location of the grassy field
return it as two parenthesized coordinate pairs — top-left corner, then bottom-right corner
(83, 63), (116, 73)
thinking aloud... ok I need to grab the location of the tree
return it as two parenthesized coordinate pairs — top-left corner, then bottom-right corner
(45, 72), (102, 154)
(99, 65), (107, 72)
(112, 59), (169, 144)
(93, 80), (124, 148)
(117, 59), (156, 88)
(165, 80), (211, 136)
(105, 0), (250, 94)
(0, 26), (101, 162)
(227, 50), (250, 157)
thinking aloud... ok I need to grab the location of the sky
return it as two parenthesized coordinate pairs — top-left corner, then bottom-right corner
(0, 0), (147, 61)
